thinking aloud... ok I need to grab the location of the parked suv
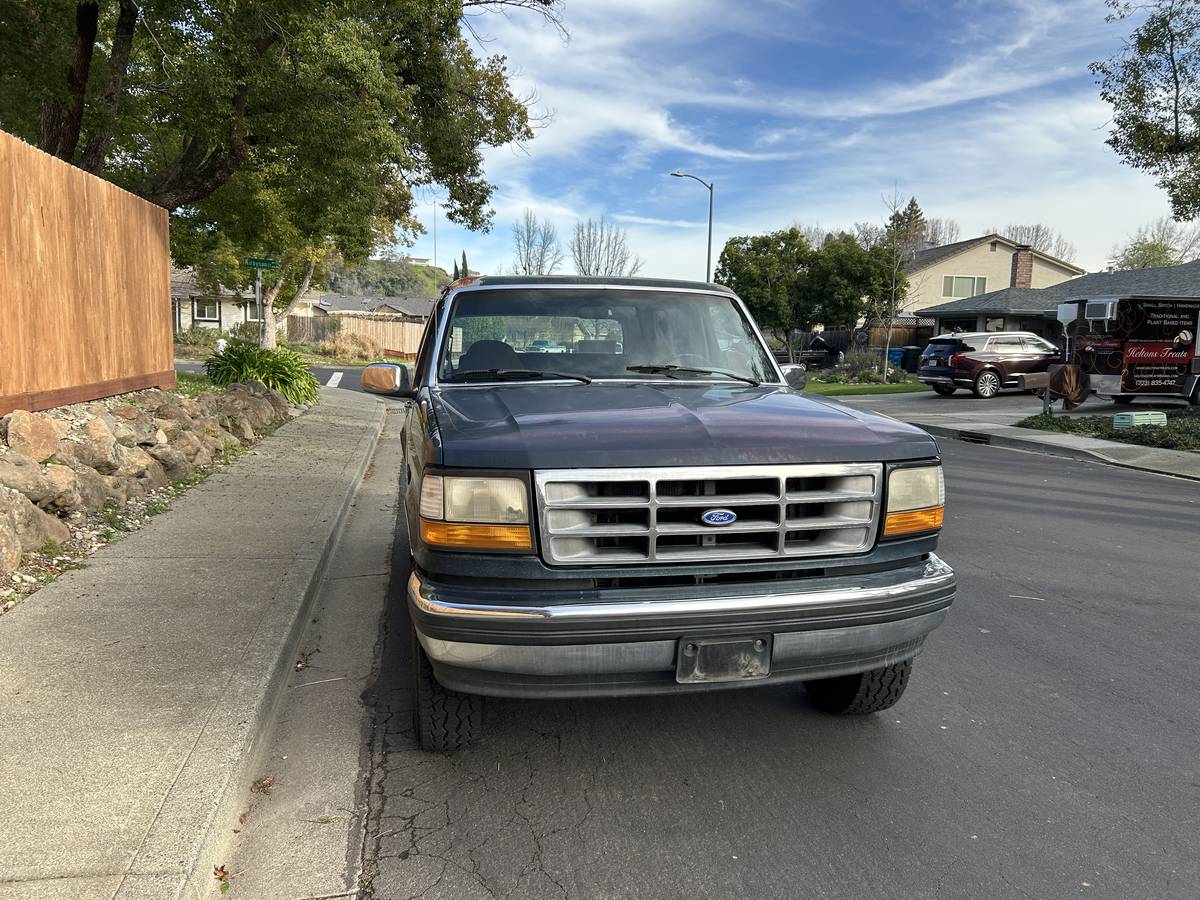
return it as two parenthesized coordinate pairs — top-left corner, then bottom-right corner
(918, 331), (1060, 398)
(364, 276), (956, 751)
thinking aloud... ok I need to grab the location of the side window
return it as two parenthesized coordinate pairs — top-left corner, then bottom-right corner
(988, 336), (1024, 354)
(412, 303), (442, 385)
(1027, 337), (1057, 353)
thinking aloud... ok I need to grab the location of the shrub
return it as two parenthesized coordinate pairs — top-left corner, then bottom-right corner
(174, 326), (221, 347)
(318, 333), (383, 360)
(204, 342), (320, 405)
(843, 349), (883, 373)
(228, 321), (261, 343)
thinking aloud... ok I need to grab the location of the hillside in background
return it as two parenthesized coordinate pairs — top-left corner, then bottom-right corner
(324, 258), (450, 297)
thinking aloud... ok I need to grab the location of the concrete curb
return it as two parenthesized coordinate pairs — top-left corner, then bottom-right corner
(172, 392), (388, 900)
(919, 421), (1200, 482)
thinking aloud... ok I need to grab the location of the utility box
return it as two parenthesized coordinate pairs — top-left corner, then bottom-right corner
(1113, 411), (1167, 430)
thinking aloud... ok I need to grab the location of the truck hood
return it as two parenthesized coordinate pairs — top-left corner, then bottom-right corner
(428, 383), (938, 469)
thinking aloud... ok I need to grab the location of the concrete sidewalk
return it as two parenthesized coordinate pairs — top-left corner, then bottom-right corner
(0, 388), (385, 900)
(912, 419), (1200, 480)
(838, 394), (1200, 480)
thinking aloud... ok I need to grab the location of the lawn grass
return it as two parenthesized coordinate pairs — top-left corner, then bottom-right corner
(804, 380), (929, 396)
(174, 371), (214, 397)
(1017, 407), (1200, 451)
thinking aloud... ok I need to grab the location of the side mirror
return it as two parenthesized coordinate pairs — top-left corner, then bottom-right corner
(361, 362), (415, 398)
(780, 364), (807, 391)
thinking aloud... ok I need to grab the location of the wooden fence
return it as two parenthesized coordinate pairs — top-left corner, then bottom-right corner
(0, 130), (174, 415)
(287, 312), (425, 358)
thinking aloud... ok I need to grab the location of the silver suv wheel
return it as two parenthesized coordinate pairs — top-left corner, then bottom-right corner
(973, 370), (1000, 399)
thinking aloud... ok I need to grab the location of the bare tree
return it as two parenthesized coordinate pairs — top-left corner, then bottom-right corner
(853, 221), (886, 250)
(793, 222), (829, 248)
(511, 208), (564, 275)
(991, 223), (1078, 263)
(570, 216), (644, 276)
(924, 217), (961, 246)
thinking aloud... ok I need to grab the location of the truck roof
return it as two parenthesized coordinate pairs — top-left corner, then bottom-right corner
(469, 275), (735, 294)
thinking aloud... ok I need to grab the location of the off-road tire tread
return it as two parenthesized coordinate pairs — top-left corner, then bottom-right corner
(804, 660), (912, 715)
(413, 636), (482, 751)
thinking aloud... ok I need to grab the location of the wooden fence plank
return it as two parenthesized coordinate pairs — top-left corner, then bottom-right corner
(0, 130), (174, 415)
(287, 313), (425, 358)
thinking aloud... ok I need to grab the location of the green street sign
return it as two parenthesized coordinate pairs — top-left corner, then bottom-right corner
(244, 257), (278, 270)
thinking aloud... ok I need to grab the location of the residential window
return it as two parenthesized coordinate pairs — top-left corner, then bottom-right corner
(193, 298), (219, 321)
(942, 275), (988, 298)
(984, 317), (1005, 332)
(244, 300), (262, 322)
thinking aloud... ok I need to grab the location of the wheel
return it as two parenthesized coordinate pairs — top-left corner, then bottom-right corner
(972, 370), (1001, 399)
(411, 625), (482, 751)
(1113, 396), (1135, 405)
(804, 660), (912, 714)
(931, 383), (955, 396)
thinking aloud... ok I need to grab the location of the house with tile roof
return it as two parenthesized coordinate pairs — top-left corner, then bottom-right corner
(904, 234), (1085, 314)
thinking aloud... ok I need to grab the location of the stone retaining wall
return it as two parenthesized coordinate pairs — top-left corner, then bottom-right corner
(0, 381), (292, 578)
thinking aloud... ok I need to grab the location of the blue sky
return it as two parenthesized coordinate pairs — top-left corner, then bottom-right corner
(404, 0), (1164, 279)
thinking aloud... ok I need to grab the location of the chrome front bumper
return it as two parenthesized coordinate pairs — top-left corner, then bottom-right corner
(408, 554), (956, 698)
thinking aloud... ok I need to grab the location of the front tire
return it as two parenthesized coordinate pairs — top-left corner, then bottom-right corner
(931, 383), (956, 396)
(972, 370), (1001, 399)
(803, 660), (912, 714)
(411, 627), (482, 751)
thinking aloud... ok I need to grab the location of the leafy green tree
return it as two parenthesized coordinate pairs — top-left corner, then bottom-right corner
(1112, 239), (1177, 269)
(715, 228), (812, 361)
(1, 0), (560, 346)
(1092, 0), (1200, 218)
(461, 251), (470, 277)
(802, 232), (889, 330)
(453, 260), (461, 280)
(1109, 217), (1200, 268)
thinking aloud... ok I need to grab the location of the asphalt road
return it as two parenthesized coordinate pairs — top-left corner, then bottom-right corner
(175, 359), (367, 393)
(353, 438), (1200, 900)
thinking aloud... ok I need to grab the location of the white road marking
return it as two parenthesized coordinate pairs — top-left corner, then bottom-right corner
(327, 371), (343, 388)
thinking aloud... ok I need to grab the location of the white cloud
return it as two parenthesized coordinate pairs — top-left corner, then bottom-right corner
(411, 0), (1168, 281)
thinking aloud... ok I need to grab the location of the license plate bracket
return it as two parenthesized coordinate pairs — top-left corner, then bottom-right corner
(675, 635), (773, 684)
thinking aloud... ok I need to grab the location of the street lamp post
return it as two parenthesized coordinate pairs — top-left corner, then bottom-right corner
(671, 171), (714, 282)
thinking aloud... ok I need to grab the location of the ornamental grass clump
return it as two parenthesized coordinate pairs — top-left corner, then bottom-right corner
(204, 342), (320, 406)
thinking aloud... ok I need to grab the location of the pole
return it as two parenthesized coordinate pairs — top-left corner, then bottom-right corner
(433, 202), (438, 274)
(255, 269), (263, 345)
(706, 182), (714, 283)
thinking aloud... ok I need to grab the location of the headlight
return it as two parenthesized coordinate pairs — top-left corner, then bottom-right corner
(419, 475), (532, 551)
(882, 464), (944, 538)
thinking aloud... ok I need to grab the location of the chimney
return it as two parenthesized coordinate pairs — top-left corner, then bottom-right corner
(1011, 244), (1033, 288)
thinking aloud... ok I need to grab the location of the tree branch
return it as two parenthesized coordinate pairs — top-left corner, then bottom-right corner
(79, 0), (139, 173)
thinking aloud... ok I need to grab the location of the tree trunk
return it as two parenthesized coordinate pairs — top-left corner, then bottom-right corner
(260, 258), (317, 350)
(38, 2), (100, 161)
(79, 0), (138, 173)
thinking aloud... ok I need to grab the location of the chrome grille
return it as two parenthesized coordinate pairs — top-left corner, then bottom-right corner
(534, 464), (883, 565)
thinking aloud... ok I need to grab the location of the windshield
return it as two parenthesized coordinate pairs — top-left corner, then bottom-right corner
(437, 288), (779, 383)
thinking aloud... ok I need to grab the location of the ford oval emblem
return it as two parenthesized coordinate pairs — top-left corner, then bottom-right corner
(700, 508), (737, 527)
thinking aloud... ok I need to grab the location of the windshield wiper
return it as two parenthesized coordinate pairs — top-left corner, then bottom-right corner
(449, 368), (592, 384)
(626, 364), (760, 386)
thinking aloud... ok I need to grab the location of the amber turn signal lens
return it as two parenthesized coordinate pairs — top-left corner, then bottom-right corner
(420, 519), (533, 551)
(882, 506), (944, 538)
